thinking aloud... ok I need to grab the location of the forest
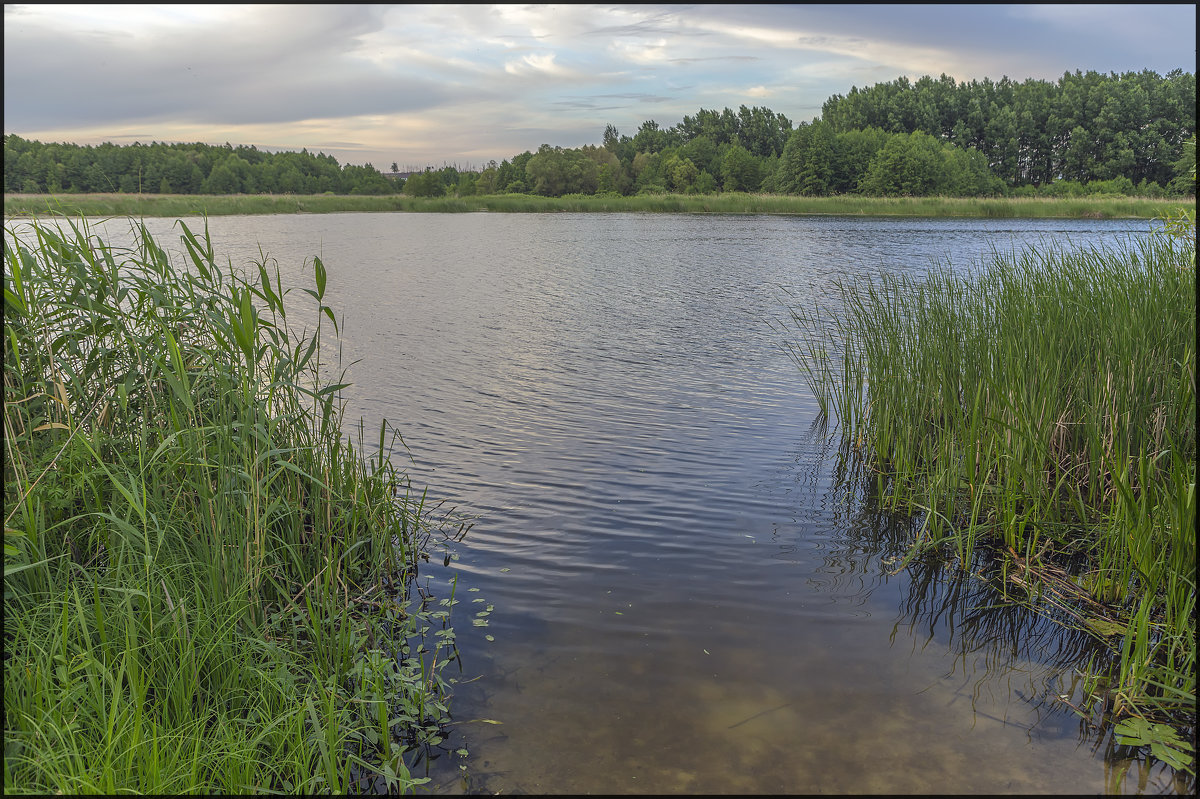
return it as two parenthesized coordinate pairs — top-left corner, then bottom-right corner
(4, 68), (1195, 199)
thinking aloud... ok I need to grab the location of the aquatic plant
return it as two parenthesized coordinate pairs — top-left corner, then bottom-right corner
(3, 217), (463, 793)
(784, 228), (1195, 773)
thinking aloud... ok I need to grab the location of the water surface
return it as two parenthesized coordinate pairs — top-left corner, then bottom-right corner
(51, 212), (1184, 794)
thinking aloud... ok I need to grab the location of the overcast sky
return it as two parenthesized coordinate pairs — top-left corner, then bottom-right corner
(4, 4), (1196, 170)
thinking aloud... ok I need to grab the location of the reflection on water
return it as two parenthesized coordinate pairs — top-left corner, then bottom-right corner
(20, 212), (1189, 794)
(424, 438), (1190, 795)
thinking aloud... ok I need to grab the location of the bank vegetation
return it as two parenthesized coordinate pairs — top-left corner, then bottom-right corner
(3, 217), (464, 793)
(783, 204), (1196, 775)
(2, 191), (1183, 220)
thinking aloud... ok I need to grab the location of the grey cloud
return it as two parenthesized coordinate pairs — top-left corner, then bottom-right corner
(686, 4), (1195, 78)
(3, 5), (467, 130)
(551, 92), (675, 110)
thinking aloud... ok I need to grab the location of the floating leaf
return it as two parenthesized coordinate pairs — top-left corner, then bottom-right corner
(1114, 718), (1194, 769)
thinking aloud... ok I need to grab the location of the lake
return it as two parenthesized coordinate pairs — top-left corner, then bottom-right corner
(46, 212), (1184, 793)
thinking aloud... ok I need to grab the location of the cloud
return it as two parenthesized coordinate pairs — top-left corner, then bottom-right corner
(609, 38), (672, 65)
(4, 4), (1195, 168)
(504, 52), (584, 79)
(551, 92), (676, 111)
(3, 5), (470, 130)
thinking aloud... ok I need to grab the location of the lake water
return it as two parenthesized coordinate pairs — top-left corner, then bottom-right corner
(27, 212), (1186, 793)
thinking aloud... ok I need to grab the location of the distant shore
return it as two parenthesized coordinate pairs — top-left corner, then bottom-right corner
(3, 191), (1185, 219)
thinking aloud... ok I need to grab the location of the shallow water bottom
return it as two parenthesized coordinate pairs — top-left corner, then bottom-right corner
(414, 580), (1154, 795)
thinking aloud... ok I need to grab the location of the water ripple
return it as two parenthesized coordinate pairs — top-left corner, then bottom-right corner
(55, 212), (1165, 795)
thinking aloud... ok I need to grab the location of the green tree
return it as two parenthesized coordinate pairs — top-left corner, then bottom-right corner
(942, 144), (1005, 195)
(526, 145), (599, 196)
(858, 131), (947, 196)
(1167, 133), (1197, 195)
(720, 144), (761, 192)
(402, 168), (443, 197)
(202, 163), (239, 194)
(603, 124), (620, 152)
(278, 166), (305, 194)
(1062, 125), (1095, 183)
(694, 170), (719, 194)
(736, 105), (793, 157)
(504, 151), (534, 193)
(663, 153), (700, 193)
(581, 145), (628, 194)
(833, 127), (890, 193)
(475, 161), (499, 194)
(628, 150), (666, 194)
(630, 119), (682, 155)
(678, 134), (720, 177)
(778, 123), (839, 195)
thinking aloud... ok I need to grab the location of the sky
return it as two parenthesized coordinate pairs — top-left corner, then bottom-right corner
(4, 4), (1196, 171)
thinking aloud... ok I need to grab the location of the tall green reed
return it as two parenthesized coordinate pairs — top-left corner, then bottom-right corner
(784, 230), (1195, 766)
(4, 216), (461, 793)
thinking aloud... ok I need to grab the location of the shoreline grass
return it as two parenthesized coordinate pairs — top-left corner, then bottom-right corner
(3, 191), (1187, 219)
(3, 216), (464, 793)
(784, 225), (1196, 773)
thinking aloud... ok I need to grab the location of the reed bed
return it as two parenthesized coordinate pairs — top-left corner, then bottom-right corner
(3, 191), (1177, 219)
(784, 227), (1196, 769)
(3, 217), (463, 793)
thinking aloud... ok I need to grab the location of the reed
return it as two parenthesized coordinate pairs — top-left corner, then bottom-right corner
(3, 216), (462, 793)
(3, 191), (1180, 219)
(784, 227), (1196, 767)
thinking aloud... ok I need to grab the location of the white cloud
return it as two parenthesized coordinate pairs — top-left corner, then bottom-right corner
(503, 52), (583, 79)
(609, 38), (671, 65)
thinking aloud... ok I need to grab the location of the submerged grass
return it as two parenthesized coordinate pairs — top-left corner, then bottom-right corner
(2, 191), (1179, 219)
(784, 225), (1196, 772)
(3, 216), (464, 793)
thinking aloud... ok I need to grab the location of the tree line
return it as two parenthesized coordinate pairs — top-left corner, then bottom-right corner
(5, 69), (1195, 199)
(820, 69), (1195, 190)
(3, 139), (397, 196)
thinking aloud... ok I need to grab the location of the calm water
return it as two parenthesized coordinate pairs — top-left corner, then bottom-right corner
(42, 212), (1185, 793)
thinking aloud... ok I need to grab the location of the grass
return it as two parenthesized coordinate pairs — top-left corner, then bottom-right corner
(783, 223), (1196, 773)
(3, 216), (466, 793)
(3, 191), (1185, 219)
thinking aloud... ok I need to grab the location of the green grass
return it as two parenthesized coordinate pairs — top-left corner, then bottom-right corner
(783, 224), (1196, 772)
(3, 191), (1184, 219)
(3, 216), (465, 793)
